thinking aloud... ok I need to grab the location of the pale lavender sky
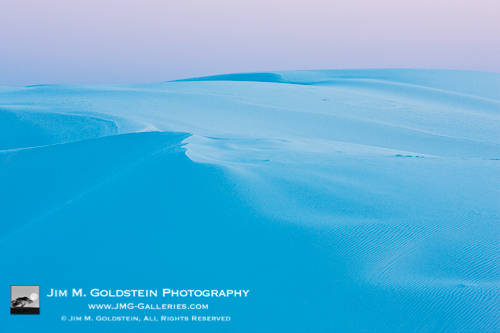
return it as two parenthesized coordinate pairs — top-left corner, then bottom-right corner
(1, 0), (499, 85)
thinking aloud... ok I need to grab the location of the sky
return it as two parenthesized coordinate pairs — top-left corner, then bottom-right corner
(1, 0), (499, 85)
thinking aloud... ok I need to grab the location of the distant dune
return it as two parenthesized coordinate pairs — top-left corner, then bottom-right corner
(1, 70), (499, 332)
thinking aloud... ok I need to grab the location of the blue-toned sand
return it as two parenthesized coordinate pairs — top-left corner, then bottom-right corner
(1, 69), (499, 332)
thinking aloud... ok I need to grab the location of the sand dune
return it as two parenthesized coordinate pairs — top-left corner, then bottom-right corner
(1, 69), (499, 332)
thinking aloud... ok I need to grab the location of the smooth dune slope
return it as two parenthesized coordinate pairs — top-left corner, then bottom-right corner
(1, 69), (499, 332)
